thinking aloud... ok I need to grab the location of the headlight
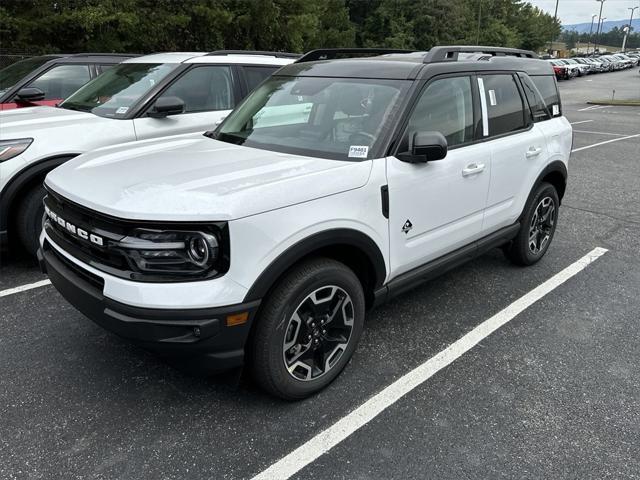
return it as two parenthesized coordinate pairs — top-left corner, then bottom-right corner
(116, 229), (223, 278)
(0, 138), (33, 162)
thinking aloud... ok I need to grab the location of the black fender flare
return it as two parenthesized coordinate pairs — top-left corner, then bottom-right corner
(533, 160), (567, 200)
(243, 228), (387, 303)
(518, 160), (567, 224)
(0, 155), (78, 232)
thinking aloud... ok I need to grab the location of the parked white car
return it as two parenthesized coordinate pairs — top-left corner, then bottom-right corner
(40, 47), (572, 399)
(0, 50), (296, 255)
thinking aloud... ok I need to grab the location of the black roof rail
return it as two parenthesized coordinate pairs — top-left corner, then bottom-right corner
(296, 48), (416, 63)
(423, 46), (538, 63)
(206, 50), (300, 59)
(68, 53), (140, 58)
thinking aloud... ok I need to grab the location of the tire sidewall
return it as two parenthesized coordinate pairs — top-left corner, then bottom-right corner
(259, 262), (365, 399)
(519, 183), (559, 264)
(18, 184), (46, 257)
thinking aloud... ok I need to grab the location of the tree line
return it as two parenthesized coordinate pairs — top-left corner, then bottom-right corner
(0, 0), (561, 55)
(560, 27), (639, 51)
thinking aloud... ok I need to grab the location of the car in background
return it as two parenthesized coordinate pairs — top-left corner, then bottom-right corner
(559, 59), (590, 76)
(0, 50), (298, 256)
(599, 55), (626, 70)
(594, 56), (616, 71)
(549, 61), (568, 80)
(0, 54), (136, 110)
(613, 53), (638, 67)
(548, 59), (575, 79)
(582, 57), (608, 72)
(572, 57), (599, 73)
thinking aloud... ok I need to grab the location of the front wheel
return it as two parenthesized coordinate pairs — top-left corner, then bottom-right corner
(251, 258), (365, 400)
(504, 182), (559, 266)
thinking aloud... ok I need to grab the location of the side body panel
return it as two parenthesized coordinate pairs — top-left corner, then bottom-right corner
(482, 125), (549, 233)
(385, 145), (491, 279)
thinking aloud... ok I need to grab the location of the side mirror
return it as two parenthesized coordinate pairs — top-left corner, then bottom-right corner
(148, 96), (185, 118)
(15, 87), (45, 102)
(398, 131), (448, 163)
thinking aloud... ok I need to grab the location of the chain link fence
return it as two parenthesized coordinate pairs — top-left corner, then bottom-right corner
(0, 51), (38, 69)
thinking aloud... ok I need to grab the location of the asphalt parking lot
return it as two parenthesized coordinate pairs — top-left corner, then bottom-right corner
(1, 67), (640, 480)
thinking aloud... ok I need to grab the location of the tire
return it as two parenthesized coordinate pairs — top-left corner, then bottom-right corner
(251, 257), (365, 400)
(504, 182), (559, 266)
(16, 183), (46, 257)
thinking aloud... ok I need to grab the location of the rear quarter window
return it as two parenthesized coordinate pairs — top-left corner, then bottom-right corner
(530, 75), (561, 117)
(518, 74), (551, 122)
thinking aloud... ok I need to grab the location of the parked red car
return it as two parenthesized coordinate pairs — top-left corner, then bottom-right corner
(0, 53), (136, 110)
(551, 64), (568, 80)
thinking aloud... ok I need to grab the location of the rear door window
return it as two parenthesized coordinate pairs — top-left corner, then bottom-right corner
(28, 64), (91, 100)
(478, 74), (527, 137)
(243, 66), (279, 92)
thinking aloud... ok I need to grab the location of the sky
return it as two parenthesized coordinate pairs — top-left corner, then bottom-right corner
(528, 0), (640, 25)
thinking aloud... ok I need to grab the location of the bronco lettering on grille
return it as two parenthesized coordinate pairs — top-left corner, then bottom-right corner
(45, 205), (104, 247)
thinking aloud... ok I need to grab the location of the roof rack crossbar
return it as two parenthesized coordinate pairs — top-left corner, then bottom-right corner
(423, 46), (538, 63)
(296, 48), (416, 63)
(206, 50), (300, 59)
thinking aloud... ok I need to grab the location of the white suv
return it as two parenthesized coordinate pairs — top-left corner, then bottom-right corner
(0, 50), (296, 256)
(39, 47), (572, 399)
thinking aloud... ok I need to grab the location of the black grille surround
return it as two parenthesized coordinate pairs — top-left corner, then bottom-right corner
(43, 188), (230, 283)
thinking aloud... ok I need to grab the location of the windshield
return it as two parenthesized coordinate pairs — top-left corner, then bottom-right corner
(60, 63), (178, 118)
(214, 76), (410, 160)
(0, 56), (51, 95)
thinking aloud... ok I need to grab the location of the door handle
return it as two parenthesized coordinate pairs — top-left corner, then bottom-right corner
(526, 146), (543, 158)
(462, 163), (485, 176)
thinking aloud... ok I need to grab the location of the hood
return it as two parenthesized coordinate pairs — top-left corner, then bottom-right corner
(45, 135), (373, 221)
(0, 106), (96, 137)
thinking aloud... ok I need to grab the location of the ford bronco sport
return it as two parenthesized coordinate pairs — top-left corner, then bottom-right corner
(39, 47), (572, 400)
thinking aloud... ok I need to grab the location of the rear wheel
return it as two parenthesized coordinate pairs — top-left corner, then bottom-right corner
(16, 183), (46, 257)
(504, 182), (559, 266)
(251, 257), (365, 400)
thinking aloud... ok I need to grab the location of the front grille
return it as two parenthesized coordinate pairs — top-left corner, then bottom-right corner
(44, 191), (132, 275)
(42, 189), (230, 283)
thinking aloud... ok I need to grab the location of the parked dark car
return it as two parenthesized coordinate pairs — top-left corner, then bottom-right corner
(0, 53), (137, 110)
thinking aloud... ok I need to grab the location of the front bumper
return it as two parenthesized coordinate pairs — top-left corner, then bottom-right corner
(39, 240), (261, 374)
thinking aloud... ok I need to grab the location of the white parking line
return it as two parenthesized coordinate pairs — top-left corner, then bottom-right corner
(573, 130), (630, 137)
(572, 134), (640, 153)
(578, 105), (608, 112)
(570, 120), (593, 125)
(0, 279), (51, 299)
(251, 247), (608, 480)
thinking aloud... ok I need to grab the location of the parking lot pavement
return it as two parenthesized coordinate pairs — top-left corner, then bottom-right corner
(1, 68), (639, 480)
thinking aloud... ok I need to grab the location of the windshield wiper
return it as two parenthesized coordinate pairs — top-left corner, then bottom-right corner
(59, 103), (89, 112)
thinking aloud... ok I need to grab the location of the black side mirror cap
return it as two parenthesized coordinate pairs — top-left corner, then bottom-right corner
(398, 131), (448, 163)
(15, 87), (45, 102)
(148, 96), (185, 118)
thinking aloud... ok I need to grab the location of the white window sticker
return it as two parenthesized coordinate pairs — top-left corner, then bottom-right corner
(552, 104), (560, 116)
(116, 106), (129, 115)
(488, 89), (497, 106)
(348, 145), (369, 159)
